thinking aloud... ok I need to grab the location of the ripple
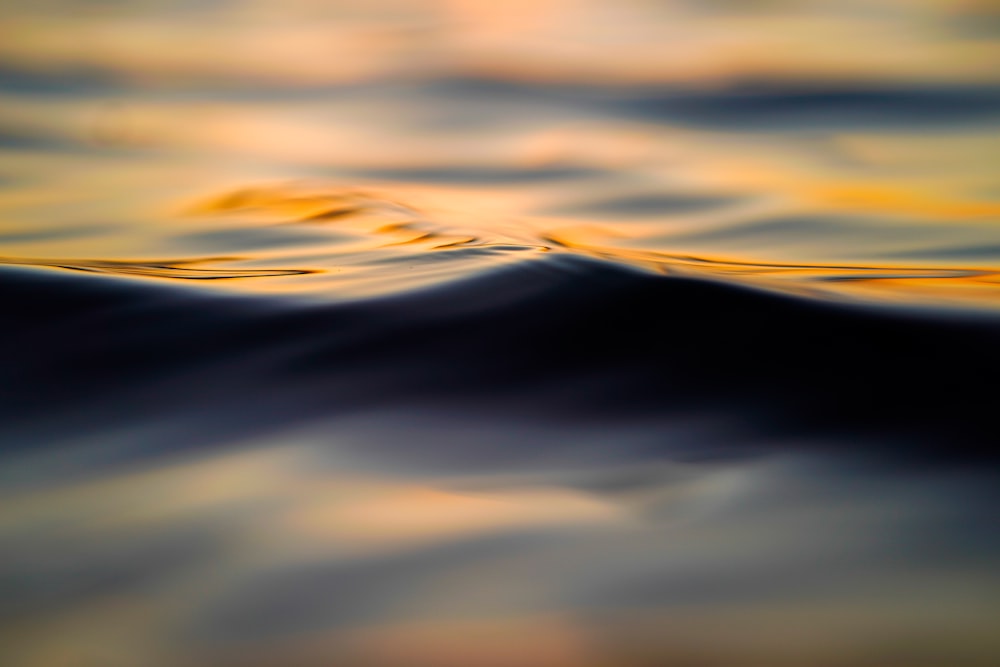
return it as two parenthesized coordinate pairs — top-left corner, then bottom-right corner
(189, 184), (546, 249)
(543, 228), (1000, 310)
(175, 182), (1000, 310)
(0, 256), (311, 281)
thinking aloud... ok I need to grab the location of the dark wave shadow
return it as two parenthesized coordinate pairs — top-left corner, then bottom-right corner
(414, 77), (1000, 131)
(1, 254), (998, 476)
(540, 193), (746, 219)
(616, 84), (1000, 129)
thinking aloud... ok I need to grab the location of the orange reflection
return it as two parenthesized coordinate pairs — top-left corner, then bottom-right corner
(546, 224), (1000, 310)
(0, 255), (310, 280)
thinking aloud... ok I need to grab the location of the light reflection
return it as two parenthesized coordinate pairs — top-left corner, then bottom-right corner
(0, 255), (311, 280)
(3, 0), (1000, 86)
(2, 436), (998, 666)
(2, 0), (1000, 665)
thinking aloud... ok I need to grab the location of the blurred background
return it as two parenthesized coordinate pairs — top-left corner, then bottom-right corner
(3, 0), (1000, 305)
(1, 2), (1000, 666)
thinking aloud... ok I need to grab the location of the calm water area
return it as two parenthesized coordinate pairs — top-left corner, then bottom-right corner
(1, 2), (1000, 665)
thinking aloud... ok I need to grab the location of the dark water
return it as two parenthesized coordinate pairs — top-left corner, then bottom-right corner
(2, 2), (1000, 666)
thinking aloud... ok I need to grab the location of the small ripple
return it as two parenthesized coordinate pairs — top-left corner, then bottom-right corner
(188, 183), (550, 254)
(0, 256), (311, 280)
(544, 228), (1000, 309)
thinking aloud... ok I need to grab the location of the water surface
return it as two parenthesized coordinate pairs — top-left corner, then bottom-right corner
(2, 1), (1000, 665)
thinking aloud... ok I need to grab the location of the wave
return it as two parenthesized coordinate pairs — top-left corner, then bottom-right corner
(4, 3), (1000, 665)
(2, 251), (997, 475)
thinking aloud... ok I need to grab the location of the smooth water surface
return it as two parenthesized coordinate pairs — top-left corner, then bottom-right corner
(2, 2), (1000, 665)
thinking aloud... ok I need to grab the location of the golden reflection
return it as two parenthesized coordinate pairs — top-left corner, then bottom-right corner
(3, 0), (1000, 86)
(166, 180), (1000, 309)
(185, 183), (550, 253)
(185, 186), (372, 221)
(545, 225), (1000, 309)
(806, 182), (1000, 220)
(0, 255), (311, 280)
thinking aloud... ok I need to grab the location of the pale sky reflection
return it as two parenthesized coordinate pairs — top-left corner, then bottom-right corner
(1, 435), (998, 666)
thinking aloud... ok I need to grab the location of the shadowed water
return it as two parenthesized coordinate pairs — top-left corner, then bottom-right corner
(2, 1), (1000, 666)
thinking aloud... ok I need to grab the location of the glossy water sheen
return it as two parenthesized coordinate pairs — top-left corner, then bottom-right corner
(2, 2), (1000, 666)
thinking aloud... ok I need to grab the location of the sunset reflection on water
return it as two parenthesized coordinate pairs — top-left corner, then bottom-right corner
(2, 1), (1000, 666)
